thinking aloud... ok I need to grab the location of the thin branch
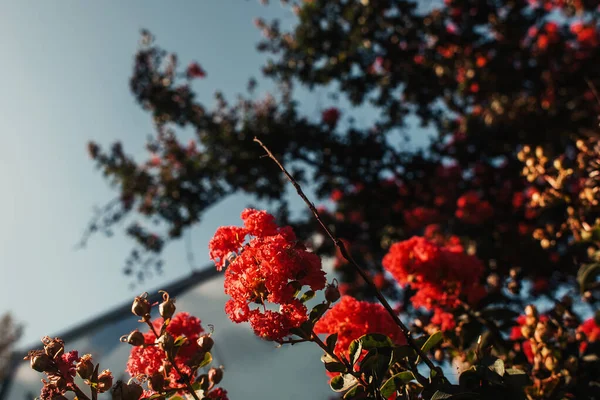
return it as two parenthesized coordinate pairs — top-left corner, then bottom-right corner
(253, 137), (444, 379)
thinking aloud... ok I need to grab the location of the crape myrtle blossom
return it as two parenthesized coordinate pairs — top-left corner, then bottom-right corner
(209, 209), (326, 341)
(314, 296), (407, 359)
(382, 236), (486, 330)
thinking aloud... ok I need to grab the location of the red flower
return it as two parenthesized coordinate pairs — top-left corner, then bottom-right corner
(314, 296), (407, 358)
(126, 312), (204, 388)
(579, 318), (600, 353)
(403, 207), (440, 231)
(207, 388), (229, 400)
(382, 236), (485, 311)
(210, 209), (326, 341)
(187, 62), (206, 78)
(330, 189), (344, 202)
(431, 309), (456, 331)
(322, 107), (341, 127)
(455, 191), (493, 224)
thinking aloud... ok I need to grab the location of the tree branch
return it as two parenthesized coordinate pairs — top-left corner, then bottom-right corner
(253, 137), (444, 379)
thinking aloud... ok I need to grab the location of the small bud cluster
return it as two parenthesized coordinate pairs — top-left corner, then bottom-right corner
(24, 337), (116, 400)
(26, 291), (227, 400)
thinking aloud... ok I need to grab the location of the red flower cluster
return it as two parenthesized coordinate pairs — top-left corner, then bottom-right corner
(322, 107), (341, 127)
(207, 387), (230, 399)
(382, 236), (485, 313)
(209, 209), (326, 341)
(314, 296), (407, 358)
(455, 191), (494, 224)
(430, 309), (456, 331)
(126, 312), (203, 388)
(186, 62), (206, 79)
(579, 317), (600, 353)
(403, 207), (440, 231)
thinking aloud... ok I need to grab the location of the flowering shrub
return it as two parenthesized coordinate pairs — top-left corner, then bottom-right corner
(209, 208), (325, 341)
(59, 0), (600, 398)
(28, 142), (600, 398)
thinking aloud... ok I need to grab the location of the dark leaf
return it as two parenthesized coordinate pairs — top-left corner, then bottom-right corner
(417, 331), (443, 364)
(380, 371), (414, 398)
(330, 374), (359, 392)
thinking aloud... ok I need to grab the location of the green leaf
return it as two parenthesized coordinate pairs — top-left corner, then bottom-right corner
(321, 353), (347, 373)
(309, 302), (329, 323)
(430, 391), (453, 400)
(357, 333), (394, 350)
(287, 280), (302, 297)
(417, 331), (443, 364)
(330, 374), (359, 392)
(343, 384), (365, 399)
(359, 348), (392, 386)
(196, 351), (212, 369)
(348, 339), (363, 365)
(380, 371), (414, 398)
(325, 361), (347, 373)
(326, 333), (338, 353)
(173, 335), (188, 348)
(300, 290), (316, 303)
(392, 345), (417, 363)
(577, 263), (600, 294)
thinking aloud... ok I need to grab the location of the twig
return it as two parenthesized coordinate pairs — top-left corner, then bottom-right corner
(71, 384), (91, 400)
(253, 137), (444, 379)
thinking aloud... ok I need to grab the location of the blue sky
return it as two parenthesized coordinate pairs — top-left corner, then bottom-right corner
(0, 0), (437, 349)
(0, 1), (311, 346)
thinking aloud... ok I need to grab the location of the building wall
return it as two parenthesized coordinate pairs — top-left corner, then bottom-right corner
(7, 274), (333, 400)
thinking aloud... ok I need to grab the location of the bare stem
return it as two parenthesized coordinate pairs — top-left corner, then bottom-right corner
(254, 137), (443, 378)
(71, 384), (91, 400)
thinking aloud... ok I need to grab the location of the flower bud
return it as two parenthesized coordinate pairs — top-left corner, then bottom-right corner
(126, 330), (145, 347)
(508, 280), (521, 295)
(434, 349), (444, 362)
(112, 381), (144, 400)
(158, 333), (174, 353)
(325, 284), (340, 303)
(544, 356), (557, 371)
(525, 305), (538, 318)
(42, 337), (65, 359)
(149, 373), (165, 392)
(76, 354), (94, 380)
(159, 296), (176, 320)
(197, 335), (214, 352)
(197, 374), (210, 391)
(30, 353), (53, 373)
(97, 370), (114, 393)
(208, 367), (223, 385)
(47, 374), (67, 392)
(131, 293), (151, 319)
